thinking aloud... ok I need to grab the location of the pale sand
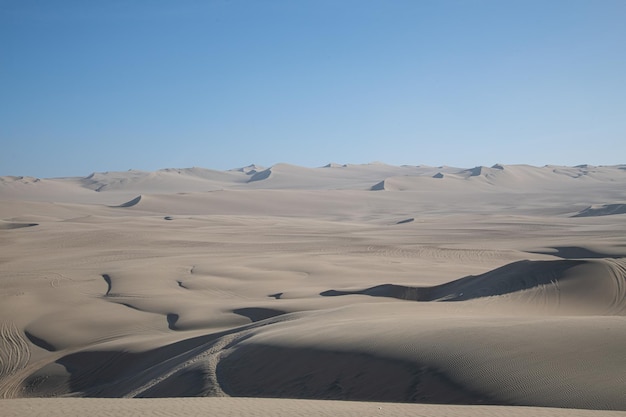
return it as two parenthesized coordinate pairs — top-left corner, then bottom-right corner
(1, 163), (626, 416)
(3, 397), (626, 417)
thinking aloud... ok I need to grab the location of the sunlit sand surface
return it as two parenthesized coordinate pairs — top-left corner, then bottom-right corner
(2, 163), (626, 416)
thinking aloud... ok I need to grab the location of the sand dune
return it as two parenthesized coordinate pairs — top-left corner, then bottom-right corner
(573, 203), (626, 217)
(322, 258), (626, 313)
(81, 168), (246, 193)
(1, 163), (626, 416)
(15, 258), (623, 406)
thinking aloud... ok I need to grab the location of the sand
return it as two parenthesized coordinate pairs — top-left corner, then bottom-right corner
(1, 163), (626, 416)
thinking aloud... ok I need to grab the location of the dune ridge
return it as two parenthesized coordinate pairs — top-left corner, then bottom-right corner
(322, 258), (626, 314)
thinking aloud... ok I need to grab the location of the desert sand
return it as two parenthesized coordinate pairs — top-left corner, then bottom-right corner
(1, 163), (626, 416)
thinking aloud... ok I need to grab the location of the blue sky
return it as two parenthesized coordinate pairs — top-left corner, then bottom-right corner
(2, 0), (625, 177)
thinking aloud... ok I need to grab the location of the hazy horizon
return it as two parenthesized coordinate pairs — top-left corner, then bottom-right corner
(5, 160), (626, 181)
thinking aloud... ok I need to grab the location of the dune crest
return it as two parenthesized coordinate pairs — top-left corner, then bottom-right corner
(322, 258), (626, 314)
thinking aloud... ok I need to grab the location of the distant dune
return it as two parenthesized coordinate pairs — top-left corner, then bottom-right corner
(573, 203), (626, 217)
(1, 163), (626, 416)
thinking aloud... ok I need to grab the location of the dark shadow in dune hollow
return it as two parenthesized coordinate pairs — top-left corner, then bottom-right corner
(216, 344), (504, 405)
(101, 274), (112, 296)
(33, 331), (229, 397)
(167, 313), (179, 330)
(24, 330), (57, 352)
(233, 307), (286, 322)
(0, 222), (38, 230)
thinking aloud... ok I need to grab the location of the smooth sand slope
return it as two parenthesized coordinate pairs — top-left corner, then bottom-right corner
(1, 163), (626, 416)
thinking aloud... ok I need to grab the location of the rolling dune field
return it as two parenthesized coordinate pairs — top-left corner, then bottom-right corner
(1, 163), (626, 416)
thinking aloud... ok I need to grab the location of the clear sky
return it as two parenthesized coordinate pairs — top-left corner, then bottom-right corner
(2, 0), (625, 178)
